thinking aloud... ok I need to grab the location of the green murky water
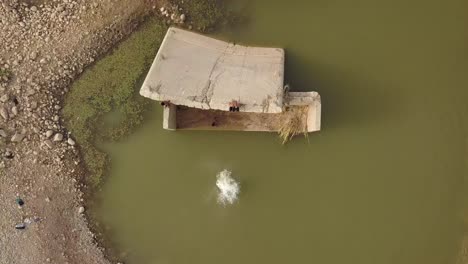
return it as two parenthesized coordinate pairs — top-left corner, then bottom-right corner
(94, 1), (468, 263)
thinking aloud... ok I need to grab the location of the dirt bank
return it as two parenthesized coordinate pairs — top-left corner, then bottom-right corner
(0, 0), (162, 263)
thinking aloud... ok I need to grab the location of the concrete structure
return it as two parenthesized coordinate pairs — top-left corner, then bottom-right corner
(164, 91), (321, 132)
(140, 27), (285, 113)
(286, 92), (321, 132)
(140, 27), (321, 133)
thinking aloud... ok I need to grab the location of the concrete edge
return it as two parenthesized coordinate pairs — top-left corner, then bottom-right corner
(163, 104), (177, 130)
(287, 91), (321, 132)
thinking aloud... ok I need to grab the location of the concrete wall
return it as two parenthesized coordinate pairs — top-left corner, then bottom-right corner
(163, 104), (177, 130)
(287, 92), (321, 132)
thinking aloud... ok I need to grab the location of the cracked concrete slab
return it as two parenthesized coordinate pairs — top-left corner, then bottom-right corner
(140, 27), (285, 113)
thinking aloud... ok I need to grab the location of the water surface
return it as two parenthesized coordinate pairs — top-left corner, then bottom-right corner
(94, 1), (468, 263)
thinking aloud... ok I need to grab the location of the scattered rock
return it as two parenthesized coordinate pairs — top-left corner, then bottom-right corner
(44, 139), (54, 149)
(11, 106), (18, 116)
(45, 130), (54, 138)
(0, 107), (8, 120)
(4, 150), (14, 159)
(11, 133), (26, 142)
(67, 138), (76, 146)
(53, 133), (63, 142)
(30, 52), (37, 61)
(78, 206), (85, 214)
(30, 101), (38, 109)
(180, 14), (186, 22)
(0, 94), (8, 103)
(0, 1), (164, 263)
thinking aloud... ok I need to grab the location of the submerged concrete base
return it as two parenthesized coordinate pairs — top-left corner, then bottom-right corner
(162, 91), (321, 132)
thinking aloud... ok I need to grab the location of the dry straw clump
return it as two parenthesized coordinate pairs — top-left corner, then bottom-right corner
(278, 106), (309, 144)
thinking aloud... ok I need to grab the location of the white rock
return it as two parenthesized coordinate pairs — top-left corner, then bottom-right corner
(78, 206), (85, 214)
(11, 106), (18, 115)
(180, 14), (186, 22)
(53, 133), (63, 142)
(45, 130), (54, 138)
(67, 137), (75, 146)
(30, 6), (38, 12)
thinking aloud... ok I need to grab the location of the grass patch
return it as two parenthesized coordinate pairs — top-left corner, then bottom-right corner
(174, 0), (239, 32)
(63, 17), (167, 187)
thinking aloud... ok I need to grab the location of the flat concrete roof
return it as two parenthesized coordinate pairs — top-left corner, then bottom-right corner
(140, 27), (285, 113)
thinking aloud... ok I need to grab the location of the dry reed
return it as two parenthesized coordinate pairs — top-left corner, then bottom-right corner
(278, 106), (309, 144)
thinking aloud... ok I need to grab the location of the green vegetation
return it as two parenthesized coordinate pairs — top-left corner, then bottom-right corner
(175, 0), (237, 32)
(63, 17), (167, 187)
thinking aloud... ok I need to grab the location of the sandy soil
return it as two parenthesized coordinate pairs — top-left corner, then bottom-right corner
(0, 0), (168, 263)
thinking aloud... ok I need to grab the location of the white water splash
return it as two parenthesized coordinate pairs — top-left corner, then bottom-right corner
(216, 170), (240, 205)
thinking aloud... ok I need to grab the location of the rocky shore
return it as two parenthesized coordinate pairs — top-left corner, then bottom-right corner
(0, 0), (165, 263)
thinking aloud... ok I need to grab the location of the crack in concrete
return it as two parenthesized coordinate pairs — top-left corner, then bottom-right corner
(202, 45), (231, 109)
